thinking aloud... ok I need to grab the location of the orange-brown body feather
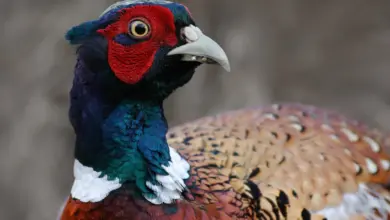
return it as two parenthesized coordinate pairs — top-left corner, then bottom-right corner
(61, 104), (390, 219)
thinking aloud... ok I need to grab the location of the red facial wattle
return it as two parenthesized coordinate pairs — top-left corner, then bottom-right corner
(97, 5), (179, 84)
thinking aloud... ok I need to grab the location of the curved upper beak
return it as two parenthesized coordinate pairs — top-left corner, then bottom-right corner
(167, 25), (230, 72)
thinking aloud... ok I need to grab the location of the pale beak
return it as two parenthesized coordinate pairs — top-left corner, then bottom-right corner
(167, 25), (231, 72)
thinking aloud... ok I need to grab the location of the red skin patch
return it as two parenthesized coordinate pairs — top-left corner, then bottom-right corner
(97, 5), (178, 84)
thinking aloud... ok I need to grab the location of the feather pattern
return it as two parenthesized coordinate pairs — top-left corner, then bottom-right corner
(62, 103), (390, 219)
(145, 146), (190, 204)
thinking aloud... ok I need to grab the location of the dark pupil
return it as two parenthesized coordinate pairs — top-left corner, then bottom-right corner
(135, 23), (146, 35)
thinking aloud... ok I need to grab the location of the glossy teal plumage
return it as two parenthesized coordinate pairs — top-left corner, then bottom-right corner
(100, 100), (170, 195)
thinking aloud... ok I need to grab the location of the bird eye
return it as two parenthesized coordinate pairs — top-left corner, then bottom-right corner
(128, 19), (150, 39)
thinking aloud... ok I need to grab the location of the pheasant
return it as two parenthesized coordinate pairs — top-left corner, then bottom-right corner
(59, 0), (390, 219)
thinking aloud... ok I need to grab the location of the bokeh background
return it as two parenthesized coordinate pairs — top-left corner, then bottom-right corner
(1, 0), (390, 219)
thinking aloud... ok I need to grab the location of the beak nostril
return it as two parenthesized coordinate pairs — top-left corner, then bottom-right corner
(181, 26), (199, 43)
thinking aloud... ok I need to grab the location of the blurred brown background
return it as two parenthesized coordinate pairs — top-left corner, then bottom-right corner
(1, 0), (390, 219)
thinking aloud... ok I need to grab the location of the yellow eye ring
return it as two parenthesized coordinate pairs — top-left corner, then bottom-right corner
(128, 19), (150, 39)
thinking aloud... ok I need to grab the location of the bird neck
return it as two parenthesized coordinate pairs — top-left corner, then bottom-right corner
(69, 67), (192, 204)
(75, 97), (169, 174)
(69, 49), (191, 204)
(71, 92), (175, 199)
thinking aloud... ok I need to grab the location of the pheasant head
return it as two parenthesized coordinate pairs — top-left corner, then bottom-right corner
(66, 0), (229, 100)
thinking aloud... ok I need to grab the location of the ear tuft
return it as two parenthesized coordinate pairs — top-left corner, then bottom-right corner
(65, 20), (101, 45)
